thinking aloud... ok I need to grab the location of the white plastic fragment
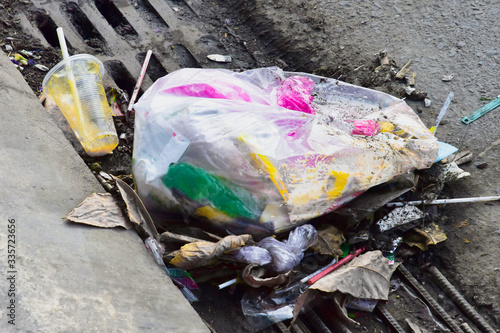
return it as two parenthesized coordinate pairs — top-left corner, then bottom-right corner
(441, 74), (454, 82)
(424, 98), (432, 108)
(5, 45), (13, 51)
(34, 64), (49, 71)
(404, 86), (416, 95)
(377, 206), (424, 232)
(99, 171), (112, 180)
(207, 54), (232, 63)
(439, 161), (470, 181)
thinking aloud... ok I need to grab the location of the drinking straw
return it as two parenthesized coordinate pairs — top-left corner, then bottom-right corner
(431, 92), (454, 134)
(307, 248), (364, 285)
(299, 258), (337, 284)
(387, 195), (500, 207)
(56, 27), (70, 60)
(128, 50), (153, 113)
(55, 27), (84, 135)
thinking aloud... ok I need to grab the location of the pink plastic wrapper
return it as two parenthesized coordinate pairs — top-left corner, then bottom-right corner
(277, 76), (315, 114)
(352, 120), (381, 136)
(162, 81), (253, 102)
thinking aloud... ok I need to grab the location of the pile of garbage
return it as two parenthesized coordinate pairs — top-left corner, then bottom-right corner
(63, 66), (486, 331)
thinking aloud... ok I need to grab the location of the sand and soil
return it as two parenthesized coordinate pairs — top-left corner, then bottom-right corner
(0, 0), (498, 331)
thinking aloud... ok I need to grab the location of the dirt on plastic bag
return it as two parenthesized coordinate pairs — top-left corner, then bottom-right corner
(132, 67), (438, 237)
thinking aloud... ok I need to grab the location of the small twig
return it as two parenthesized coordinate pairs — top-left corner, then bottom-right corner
(395, 60), (413, 79)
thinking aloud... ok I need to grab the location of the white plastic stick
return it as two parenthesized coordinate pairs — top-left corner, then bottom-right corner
(433, 92), (454, 134)
(56, 27), (70, 60)
(218, 277), (237, 290)
(387, 195), (500, 207)
(128, 50), (153, 112)
(55, 27), (86, 137)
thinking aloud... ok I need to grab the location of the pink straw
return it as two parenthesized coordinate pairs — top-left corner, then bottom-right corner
(128, 50), (152, 112)
(308, 247), (364, 285)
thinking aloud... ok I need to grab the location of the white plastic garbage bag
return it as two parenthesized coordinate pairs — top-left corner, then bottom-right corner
(132, 67), (437, 235)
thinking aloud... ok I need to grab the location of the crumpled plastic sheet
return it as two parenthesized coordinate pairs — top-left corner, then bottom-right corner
(234, 246), (273, 266)
(132, 67), (438, 235)
(241, 283), (306, 332)
(236, 224), (318, 273)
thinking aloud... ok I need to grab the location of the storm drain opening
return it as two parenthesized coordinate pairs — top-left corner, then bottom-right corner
(104, 60), (141, 98)
(136, 0), (170, 31)
(34, 12), (70, 49)
(137, 52), (168, 82)
(64, 2), (109, 54)
(94, 0), (139, 38)
(171, 43), (201, 68)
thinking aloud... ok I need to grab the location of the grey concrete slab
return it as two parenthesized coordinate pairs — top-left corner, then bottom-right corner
(0, 53), (208, 332)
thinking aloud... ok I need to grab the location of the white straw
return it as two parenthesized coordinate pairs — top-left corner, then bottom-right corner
(56, 27), (70, 60)
(387, 195), (500, 207)
(218, 277), (237, 290)
(433, 92), (454, 134)
(128, 50), (153, 112)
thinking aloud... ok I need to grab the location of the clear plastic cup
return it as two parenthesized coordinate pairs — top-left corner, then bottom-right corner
(43, 54), (118, 156)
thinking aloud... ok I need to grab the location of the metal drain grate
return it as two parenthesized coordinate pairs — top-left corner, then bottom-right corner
(20, 0), (225, 97)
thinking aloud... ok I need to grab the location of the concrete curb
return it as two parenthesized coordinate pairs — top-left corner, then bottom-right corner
(0, 52), (208, 332)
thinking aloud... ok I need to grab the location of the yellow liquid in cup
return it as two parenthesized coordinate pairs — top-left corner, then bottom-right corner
(43, 55), (118, 156)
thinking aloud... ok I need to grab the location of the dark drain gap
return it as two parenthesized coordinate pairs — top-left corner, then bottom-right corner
(94, 0), (139, 37)
(104, 60), (141, 98)
(137, 52), (168, 82)
(64, 2), (109, 54)
(172, 44), (200, 68)
(137, 0), (170, 30)
(34, 12), (72, 49)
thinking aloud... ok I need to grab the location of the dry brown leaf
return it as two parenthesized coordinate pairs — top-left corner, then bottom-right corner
(307, 250), (397, 300)
(171, 234), (252, 270)
(293, 251), (397, 322)
(113, 176), (160, 240)
(65, 193), (133, 229)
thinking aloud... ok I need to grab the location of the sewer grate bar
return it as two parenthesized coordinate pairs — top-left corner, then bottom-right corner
(94, 0), (139, 38)
(26, 0), (224, 97)
(65, 1), (110, 54)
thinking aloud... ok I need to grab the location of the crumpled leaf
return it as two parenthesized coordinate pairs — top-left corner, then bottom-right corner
(170, 234), (252, 270)
(114, 176), (160, 240)
(242, 264), (291, 288)
(293, 251), (397, 324)
(305, 251), (397, 300)
(65, 193), (133, 229)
